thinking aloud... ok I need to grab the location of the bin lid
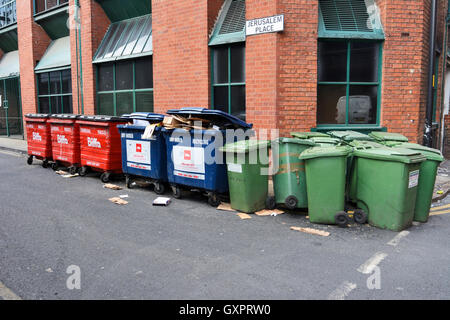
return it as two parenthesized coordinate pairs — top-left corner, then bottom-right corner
(290, 132), (329, 139)
(328, 130), (374, 141)
(25, 113), (50, 118)
(309, 137), (341, 145)
(77, 115), (129, 122)
(299, 146), (351, 160)
(275, 137), (316, 146)
(391, 143), (444, 162)
(128, 112), (165, 122)
(49, 114), (79, 119)
(348, 140), (384, 150)
(368, 131), (409, 142)
(353, 147), (426, 164)
(220, 140), (270, 153)
(166, 107), (252, 129)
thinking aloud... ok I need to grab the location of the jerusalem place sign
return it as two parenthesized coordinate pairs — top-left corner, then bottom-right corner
(246, 14), (284, 36)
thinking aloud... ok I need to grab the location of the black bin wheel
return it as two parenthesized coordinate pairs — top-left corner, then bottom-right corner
(100, 172), (111, 183)
(69, 166), (78, 175)
(285, 196), (298, 210)
(208, 193), (221, 207)
(42, 159), (49, 168)
(51, 162), (58, 171)
(354, 209), (368, 224)
(79, 166), (88, 177)
(266, 196), (276, 210)
(125, 175), (133, 189)
(335, 211), (349, 228)
(154, 182), (165, 195)
(27, 156), (33, 165)
(172, 185), (182, 199)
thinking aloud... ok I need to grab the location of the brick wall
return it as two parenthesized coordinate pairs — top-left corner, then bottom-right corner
(17, 0), (51, 131)
(0, 49), (3, 60)
(69, 0), (110, 115)
(444, 114), (450, 158)
(153, 0), (213, 113)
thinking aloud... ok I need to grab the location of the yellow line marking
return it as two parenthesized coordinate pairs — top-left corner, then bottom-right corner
(0, 281), (22, 300)
(430, 209), (450, 216)
(430, 203), (450, 212)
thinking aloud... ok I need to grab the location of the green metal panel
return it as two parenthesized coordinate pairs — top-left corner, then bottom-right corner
(318, 0), (385, 39)
(209, 0), (246, 46)
(35, 9), (69, 39)
(0, 27), (18, 52)
(95, 0), (151, 23)
(35, 36), (71, 73)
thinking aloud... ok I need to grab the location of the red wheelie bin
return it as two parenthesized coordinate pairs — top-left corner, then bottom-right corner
(77, 115), (129, 182)
(25, 114), (52, 168)
(48, 114), (81, 174)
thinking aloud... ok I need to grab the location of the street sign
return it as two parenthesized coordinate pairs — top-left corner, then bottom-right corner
(246, 14), (284, 36)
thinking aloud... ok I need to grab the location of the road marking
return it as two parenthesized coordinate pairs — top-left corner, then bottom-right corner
(430, 204), (450, 212)
(0, 281), (21, 300)
(387, 231), (410, 246)
(357, 252), (388, 274)
(430, 209), (450, 216)
(327, 281), (357, 300)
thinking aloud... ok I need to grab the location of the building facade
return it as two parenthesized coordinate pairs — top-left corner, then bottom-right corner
(0, 0), (449, 148)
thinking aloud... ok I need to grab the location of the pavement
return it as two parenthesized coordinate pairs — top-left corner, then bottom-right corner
(1, 142), (450, 300)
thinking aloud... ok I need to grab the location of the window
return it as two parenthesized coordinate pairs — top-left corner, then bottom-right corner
(96, 56), (154, 116)
(317, 40), (382, 126)
(0, 0), (16, 28)
(37, 69), (72, 114)
(34, 0), (68, 15)
(211, 43), (245, 121)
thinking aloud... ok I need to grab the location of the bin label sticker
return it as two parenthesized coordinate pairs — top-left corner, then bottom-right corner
(38, 125), (45, 130)
(408, 170), (420, 188)
(87, 137), (102, 149)
(81, 128), (91, 134)
(32, 132), (42, 142)
(127, 162), (151, 171)
(86, 160), (101, 167)
(51, 126), (59, 132)
(57, 135), (69, 145)
(174, 170), (205, 181)
(64, 127), (72, 133)
(227, 163), (242, 173)
(26, 124), (34, 129)
(127, 140), (151, 165)
(173, 146), (205, 177)
(97, 129), (107, 136)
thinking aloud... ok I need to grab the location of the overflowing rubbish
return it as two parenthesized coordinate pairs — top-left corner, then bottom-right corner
(25, 111), (444, 232)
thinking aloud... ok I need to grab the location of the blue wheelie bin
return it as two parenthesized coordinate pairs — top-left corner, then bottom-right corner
(117, 112), (167, 194)
(162, 108), (253, 206)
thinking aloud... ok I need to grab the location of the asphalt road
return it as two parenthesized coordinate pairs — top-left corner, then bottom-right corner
(0, 150), (449, 300)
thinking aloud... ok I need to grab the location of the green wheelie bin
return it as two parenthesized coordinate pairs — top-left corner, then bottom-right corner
(309, 136), (341, 147)
(221, 140), (271, 213)
(352, 148), (426, 231)
(368, 131), (408, 145)
(387, 143), (444, 222)
(272, 137), (316, 209)
(328, 130), (374, 143)
(291, 132), (330, 139)
(299, 146), (352, 225)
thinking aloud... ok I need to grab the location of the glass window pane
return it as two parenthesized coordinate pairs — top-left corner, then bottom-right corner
(95, 23), (120, 60)
(116, 92), (134, 116)
(47, 0), (58, 10)
(98, 63), (114, 91)
(38, 73), (49, 95)
(103, 22), (127, 59)
(61, 69), (72, 94)
(35, 0), (46, 13)
(39, 97), (50, 114)
(115, 60), (133, 91)
(143, 34), (153, 53)
(51, 96), (63, 114)
(135, 57), (153, 89)
(136, 91), (154, 112)
(49, 71), (61, 95)
(230, 85), (245, 121)
(350, 42), (380, 83)
(318, 41), (348, 82)
(213, 47), (229, 84)
(317, 85), (347, 124)
(348, 85), (378, 124)
(113, 19), (137, 57)
(122, 16), (147, 56)
(231, 44), (245, 83)
(62, 95), (73, 114)
(213, 86), (229, 113)
(97, 93), (114, 115)
(132, 16), (152, 55)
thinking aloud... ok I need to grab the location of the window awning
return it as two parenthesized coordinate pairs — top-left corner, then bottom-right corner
(93, 14), (152, 64)
(35, 36), (71, 73)
(318, 0), (385, 39)
(209, 0), (246, 46)
(0, 50), (19, 79)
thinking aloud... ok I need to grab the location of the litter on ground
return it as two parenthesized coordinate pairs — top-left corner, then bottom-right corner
(290, 226), (330, 237)
(109, 197), (128, 205)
